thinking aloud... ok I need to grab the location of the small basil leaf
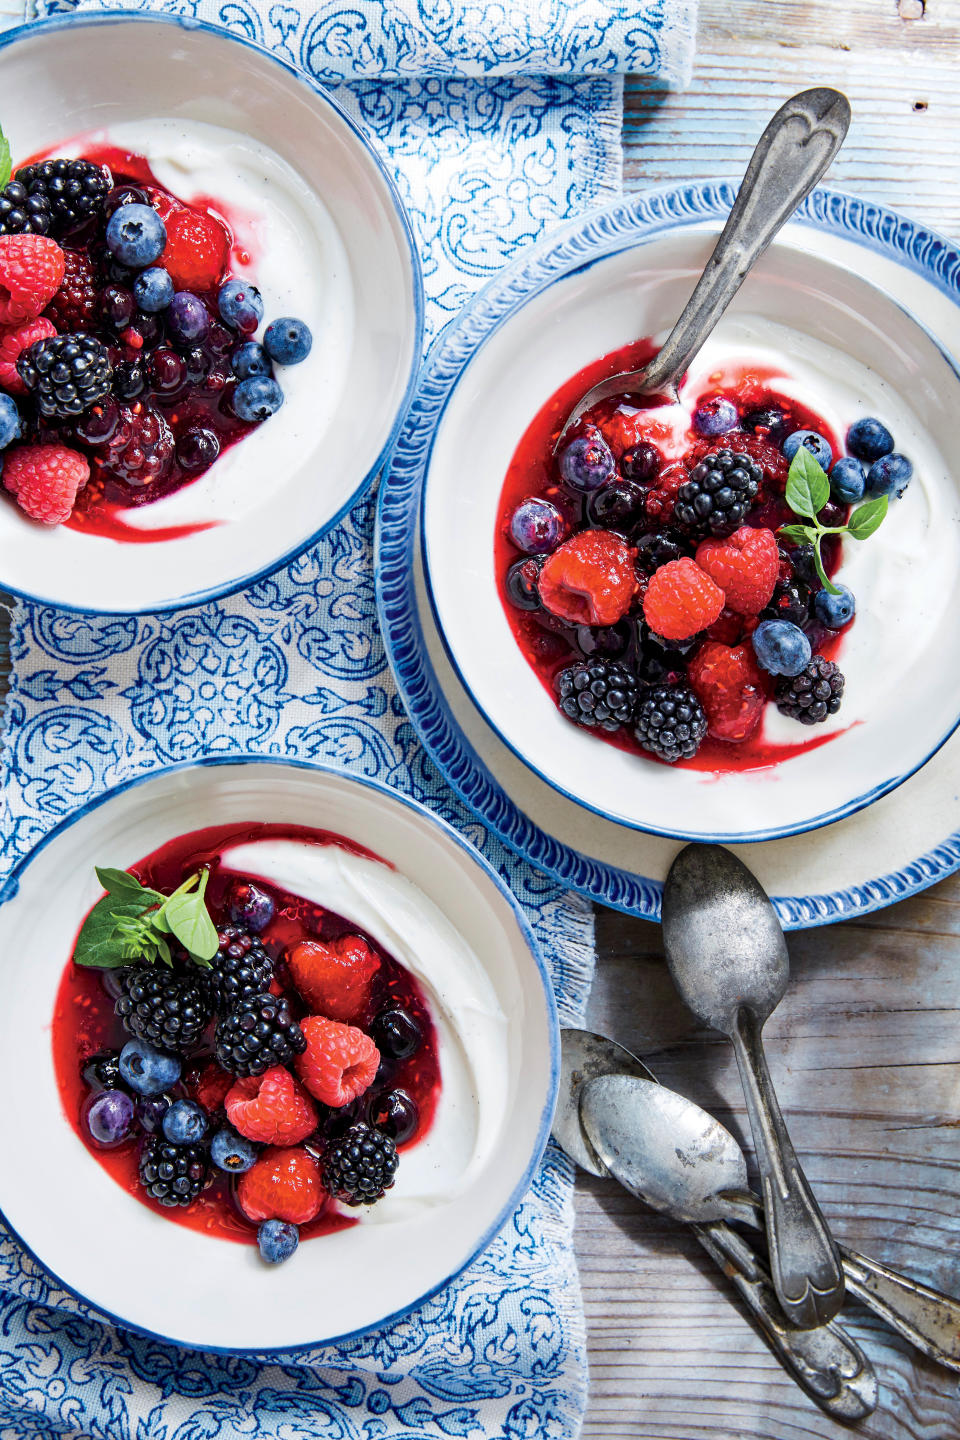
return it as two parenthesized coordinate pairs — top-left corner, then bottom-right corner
(165, 890), (219, 963)
(785, 446), (830, 518)
(74, 896), (150, 968)
(95, 866), (160, 905)
(846, 494), (888, 541)
(779, 524), (819, 544)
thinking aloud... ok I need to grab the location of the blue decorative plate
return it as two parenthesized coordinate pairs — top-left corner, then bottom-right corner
(376, 182), (960, 927)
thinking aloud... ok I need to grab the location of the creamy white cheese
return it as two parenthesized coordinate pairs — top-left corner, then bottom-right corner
(219, 838), (509, 1222)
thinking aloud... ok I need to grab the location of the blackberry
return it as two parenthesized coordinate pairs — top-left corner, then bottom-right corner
(0, 179), (52, 236)
(321, 1121), (399, 1206)
(17, 333), (113, 420)
(139, 1136), (211, 1207)
(634, 683), (707, 762)
(775, 657), (845, 725)
(202, 924), (274, 1015)
(556, 659), (640, 732)
(634, 531), (687, 575)
(215, 992), (306, 1077)
(672, 449), (762, 538)
(17, 158), (111, 236)
(115, 966), (213, 1053)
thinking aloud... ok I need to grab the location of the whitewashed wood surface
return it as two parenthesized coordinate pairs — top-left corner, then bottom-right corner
(579, 2), (960, 1435)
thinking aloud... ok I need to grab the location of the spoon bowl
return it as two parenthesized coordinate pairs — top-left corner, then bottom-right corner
(555, 1027), (655, 1175)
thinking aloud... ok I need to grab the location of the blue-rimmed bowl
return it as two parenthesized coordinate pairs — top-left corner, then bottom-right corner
(0, 14), (422, 614)
(0, 758), (557, 1352)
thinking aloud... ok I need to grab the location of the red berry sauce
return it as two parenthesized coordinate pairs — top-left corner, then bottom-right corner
(52, 822), (442, 1247)
(496, 339), (855, 773)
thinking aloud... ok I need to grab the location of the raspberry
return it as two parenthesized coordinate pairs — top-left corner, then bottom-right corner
(0, 316), (56, 393)
(597, 407), (644, 459)
(538, 529), (638, 626)
(237, 1146), (325, 1224)
(644, 460), (687, 525)
(225, 1065), (318, 1146)
(688, 641), (768, 742)
(2, 443), (88, 524)
(160, 203), (231, 292)
(642, 557), (724, 642)
(187, 1059), (234, 1113)
(0, 235), (65, 325)
(287, 935), (381, 1025)
(98, 403), (174, 488)
(704, 606), (747, 646)
(296, 1015), (380, 1108)
(695, 526), (779, 616)
(45, 248), (100, 332)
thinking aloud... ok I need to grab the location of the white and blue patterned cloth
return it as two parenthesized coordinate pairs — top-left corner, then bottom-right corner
(0, 2), (697, 1435)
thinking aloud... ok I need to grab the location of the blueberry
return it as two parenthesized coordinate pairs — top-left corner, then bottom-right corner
(133, 267), (174, 313)
(559, 432), (615, 493)
(149, 348), (185, 394)
(232, 376), (284, 423)
(263, 317), (313, 366)
(367, 1087), (419, 1145)
(813, 584), (856, 629)
(165, 292), (209, 347)
(135, 1092), (173, 1134)
(83, 1089), (136, 1149)
(505, 556), (543, 610)
(787, 543), (819, 589)
(742, 404), (787, 442)
(508, 497), (566, 555)
(0, 394), (21, 450)
(829, 456), (865, 504)
(232, 341), (272, 380)
(119, 1038), (181, 1097)
(113, 360), (146, 403)
(621, 441), (662, 484)
(575, 620), (631, 660)
(867, 452), (913, 498)
(693, 397), (738, 437)
(258, 1219), (299, 1265)
(101, 283), (135, 329)
(751, 620), (812, 677)
(211, 1126), (258, 1174)
(586, 479), (647, 531)
(371, 1007), (422, 1060)
(100, 967), (126, 1001)
(162, 1098), (208, 1146)
(81, 1049), (123, 1091)
(783, 430), (833, 471)
(176, 427), (220, 473)
(105, 203), (166, 269)
(226, 881), (275, 933)
(218, 278), (264, 334)
(847, 417), (894, 463)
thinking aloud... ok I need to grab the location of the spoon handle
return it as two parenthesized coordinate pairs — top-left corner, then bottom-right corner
(731, 1009), (845, 1328)
(637, 88), (850, 401)
(693, 1222), (877, 1420)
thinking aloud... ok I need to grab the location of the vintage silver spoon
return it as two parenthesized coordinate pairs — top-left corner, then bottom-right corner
(662, 843), (846, 1330)
(556, 86), (850, 442)
(582, 1071), (960, 1374)
(555, 1029), (877, 1420)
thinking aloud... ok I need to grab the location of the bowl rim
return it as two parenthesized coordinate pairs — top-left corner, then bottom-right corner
(0, 11), (425, 617)
(0, 754), (560, 1354)
(376, 179), (960, 918)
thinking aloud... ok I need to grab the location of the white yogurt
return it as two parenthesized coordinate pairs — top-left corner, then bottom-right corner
(623, 317), (960, 747)
(59, 118), (353, 530)
(219, 838), (510, 1222)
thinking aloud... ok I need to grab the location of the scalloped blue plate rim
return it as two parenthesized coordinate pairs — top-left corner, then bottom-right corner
(375, 179), (960, 929)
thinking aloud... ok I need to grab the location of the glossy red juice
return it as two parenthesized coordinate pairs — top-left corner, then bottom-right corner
(53, 823), (442, 1245)
(495, 340), (851, 773)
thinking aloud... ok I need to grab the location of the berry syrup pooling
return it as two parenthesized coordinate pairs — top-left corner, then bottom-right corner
(53, 823), (441, 1248)
(494, 338), (883, 773)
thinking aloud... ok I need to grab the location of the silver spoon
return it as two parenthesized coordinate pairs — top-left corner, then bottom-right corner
(556, 86), (851, 442)
(662, 844), (845, 1330)
(555, 1029), (877, 1420)
(582, 1070), (960, 1374)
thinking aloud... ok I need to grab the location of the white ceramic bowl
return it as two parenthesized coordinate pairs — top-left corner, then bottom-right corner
(0, 14), (422, 614)
(0, 759), (557, 1352)
(421, 236), (960, 843)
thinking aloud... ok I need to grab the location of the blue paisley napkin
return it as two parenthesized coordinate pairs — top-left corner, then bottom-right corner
(0, 1), (697, 1435)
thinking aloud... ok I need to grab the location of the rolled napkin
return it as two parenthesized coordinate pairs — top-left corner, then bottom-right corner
(0, 1), (698, 1435)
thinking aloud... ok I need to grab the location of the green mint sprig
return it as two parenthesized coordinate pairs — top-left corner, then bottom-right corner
(779, 445), (887, 595)
(73, 865), (219, 970)
(0, 124), (11, 192)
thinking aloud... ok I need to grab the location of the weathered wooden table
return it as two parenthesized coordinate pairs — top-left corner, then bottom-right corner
(580, 3), (960, 1434)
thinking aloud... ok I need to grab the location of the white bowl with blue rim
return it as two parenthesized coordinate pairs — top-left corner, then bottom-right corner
(0, 758), (557, 1352)
(379, 182), (960, 918)
(0, 14), (422, 614)
(415, 203), (960, 845)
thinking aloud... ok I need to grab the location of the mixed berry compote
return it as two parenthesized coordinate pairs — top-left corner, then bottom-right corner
(496, 338), (913, 772)
(0, 138), (312, 540)
(53, 823), (441, 1262)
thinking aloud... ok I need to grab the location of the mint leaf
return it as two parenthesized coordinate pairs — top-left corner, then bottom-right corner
(74, 895), (152, 968)
(779, 524), (819, 544)
(785, 447), (830, 519)
(0, 125), (10, 193)
(95, 866), (161, 905)
(164, 870), (218, 963)
(846, 494), (888, 541)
